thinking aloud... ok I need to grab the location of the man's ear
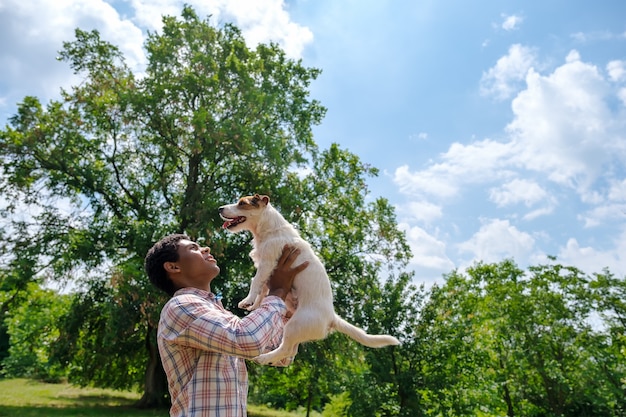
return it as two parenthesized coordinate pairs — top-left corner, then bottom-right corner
(164, 261), (180, 275)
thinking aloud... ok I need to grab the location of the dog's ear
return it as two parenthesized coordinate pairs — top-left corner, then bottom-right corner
(252, 194), (270, 206)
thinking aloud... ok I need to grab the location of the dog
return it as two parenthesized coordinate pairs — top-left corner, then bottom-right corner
(219, 194), (400, 365)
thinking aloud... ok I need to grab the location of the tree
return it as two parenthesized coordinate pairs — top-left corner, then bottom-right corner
(1, 283), (71, 381)
(347, 271), (427, 417)
(417, 259), (626, 416)
(0, 6), (411, 410)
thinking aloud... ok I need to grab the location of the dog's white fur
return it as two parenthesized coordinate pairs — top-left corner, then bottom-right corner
(219, 194), (400, 365)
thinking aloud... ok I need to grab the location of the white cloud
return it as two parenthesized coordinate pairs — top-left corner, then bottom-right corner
(578, 204), (626, 228)
(571, 30), (624, 43)
(489, 178), (548, 207)
(410, 132), (428, 141)
(394, 164), (458, 199)
(608, 179), (626, 201)
(501, 14), (523, 31)
(415, 48), (626, 206)
(458, 218), (535, 263)
(395, 48), (626, 279)
(489, 178), (555, 220)
(523, 206), (555, 221)
(618, 87), (626, 106)
(397, 201), (443, 224)
(0, 0), (145, 107)
(558, 233), (626, 276)
(126, 0), (183, 32)
(399, 223), (455, 278)
(480, 44), (537, 100)
(607, 60), (626, 83)
(393, 139), (515, 200)
(223, 0), (313, 58)
(128, 0), (313, 58)
(506, 50), (624, 192)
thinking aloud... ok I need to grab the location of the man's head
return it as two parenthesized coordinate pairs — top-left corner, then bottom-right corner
(145, 233), (221, 296)
(145, 234), (189, 296)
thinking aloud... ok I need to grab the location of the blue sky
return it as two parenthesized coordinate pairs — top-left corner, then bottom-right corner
(1, 0), (625, 284)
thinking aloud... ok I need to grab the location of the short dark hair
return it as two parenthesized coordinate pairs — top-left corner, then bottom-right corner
(145, 233), (190, 296)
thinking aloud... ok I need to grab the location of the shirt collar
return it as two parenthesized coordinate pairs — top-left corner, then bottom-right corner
(173, 287), (216, 301)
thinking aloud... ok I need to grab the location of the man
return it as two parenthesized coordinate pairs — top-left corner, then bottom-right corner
(145, 233), (308, 416)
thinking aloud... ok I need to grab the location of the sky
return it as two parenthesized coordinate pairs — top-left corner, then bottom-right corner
(1, 0), (625, 285)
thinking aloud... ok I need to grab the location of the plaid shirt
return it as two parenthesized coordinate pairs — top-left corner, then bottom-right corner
(158, 288), (290, 417)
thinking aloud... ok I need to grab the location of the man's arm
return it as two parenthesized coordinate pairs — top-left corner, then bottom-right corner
(161, 294), (288, 359)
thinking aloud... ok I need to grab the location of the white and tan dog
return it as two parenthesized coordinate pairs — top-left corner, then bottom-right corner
(219, 194), (400, 365)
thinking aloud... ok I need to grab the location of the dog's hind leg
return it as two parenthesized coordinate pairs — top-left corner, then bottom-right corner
(255, 341), (300, 366)
(255, 308), (328, 365)
(255, 323), (300, 365)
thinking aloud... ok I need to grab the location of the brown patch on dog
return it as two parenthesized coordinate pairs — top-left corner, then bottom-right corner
(238, 194), (270, 209)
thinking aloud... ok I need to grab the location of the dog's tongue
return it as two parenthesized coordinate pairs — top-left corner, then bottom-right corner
(222, 216), (245, 229)
(222, 217), (240, 229)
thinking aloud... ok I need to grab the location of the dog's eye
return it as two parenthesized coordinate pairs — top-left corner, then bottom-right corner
(238, 201), (245, 206)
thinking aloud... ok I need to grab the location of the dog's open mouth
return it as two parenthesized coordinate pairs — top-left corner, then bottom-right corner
(221, 215), (246, 229)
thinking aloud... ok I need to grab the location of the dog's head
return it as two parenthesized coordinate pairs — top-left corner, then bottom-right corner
(219, 194), (270, 233)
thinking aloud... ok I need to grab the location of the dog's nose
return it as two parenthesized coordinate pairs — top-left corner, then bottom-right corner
(218, 207), (224, 213)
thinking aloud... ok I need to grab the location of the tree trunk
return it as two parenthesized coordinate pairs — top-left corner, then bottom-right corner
(503, 381), (514, 417)
(136, 324), (169, 408)
(500, 357), (515, 417)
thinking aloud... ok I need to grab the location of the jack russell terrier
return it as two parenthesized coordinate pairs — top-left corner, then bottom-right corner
(219, 194), (400, 365)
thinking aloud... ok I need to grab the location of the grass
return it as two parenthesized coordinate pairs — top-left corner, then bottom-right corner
(0, 378), (306, 417)
(0, 378), (164, 417)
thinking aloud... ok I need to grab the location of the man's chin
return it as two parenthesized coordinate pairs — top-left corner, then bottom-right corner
(208, 266), (220, 279)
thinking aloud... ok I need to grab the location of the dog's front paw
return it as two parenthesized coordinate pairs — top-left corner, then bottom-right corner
(250, 296), (263, 310)
(238, 296), (255, 310)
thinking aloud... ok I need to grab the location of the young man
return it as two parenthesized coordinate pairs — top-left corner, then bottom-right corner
(145, 233), (308, 417)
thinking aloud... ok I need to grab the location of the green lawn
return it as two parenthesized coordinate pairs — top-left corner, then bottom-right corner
(0, 378), (304, 417)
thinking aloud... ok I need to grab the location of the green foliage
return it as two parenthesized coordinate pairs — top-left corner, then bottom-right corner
(1, 284), (72, 382)
(249, 333), (365, 412)
(322, 392), (351, 417)
(343, 271), (427, 417)
(50, 275), (155, 392)
(417, 259), (626, 417)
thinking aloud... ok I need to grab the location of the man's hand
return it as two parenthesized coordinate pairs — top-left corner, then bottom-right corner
(268, 245), (309, 300)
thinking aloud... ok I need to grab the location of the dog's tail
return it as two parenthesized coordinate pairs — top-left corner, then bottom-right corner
(332, 315), (400, 348)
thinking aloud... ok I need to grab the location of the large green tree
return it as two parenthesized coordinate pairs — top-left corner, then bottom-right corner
(417, 259), (626, 416)
(0, 6), (411, 410)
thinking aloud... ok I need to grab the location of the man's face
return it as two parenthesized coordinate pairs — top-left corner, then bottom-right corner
(168, 239), (220, 291)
